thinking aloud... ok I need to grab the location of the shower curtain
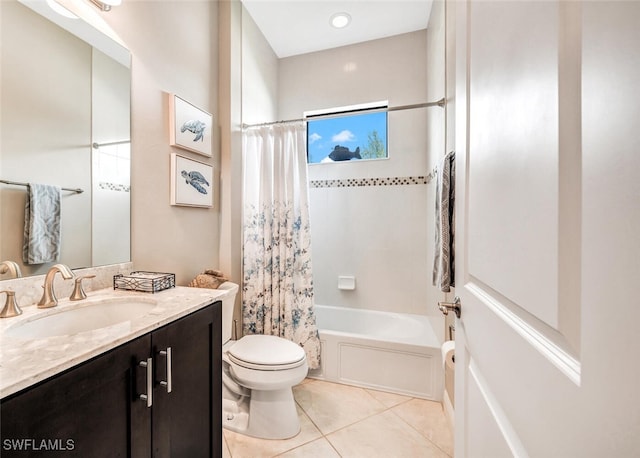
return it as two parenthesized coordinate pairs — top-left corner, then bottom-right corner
(241, 123), (321, 369)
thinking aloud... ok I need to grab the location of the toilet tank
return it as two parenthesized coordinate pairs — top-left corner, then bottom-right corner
(216, 282), (239, 344)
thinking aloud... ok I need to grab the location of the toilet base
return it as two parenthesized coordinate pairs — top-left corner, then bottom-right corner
(222, 386), (301, 440)
(222, 395), (250, 435)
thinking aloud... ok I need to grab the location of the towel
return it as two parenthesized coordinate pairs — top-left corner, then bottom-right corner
(22, 183), (62, 265)
(433, 151), (455, 292)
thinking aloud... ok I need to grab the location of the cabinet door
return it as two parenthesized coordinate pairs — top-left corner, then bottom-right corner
(0, 334), (151, 458)
(151, 302), (221, 458)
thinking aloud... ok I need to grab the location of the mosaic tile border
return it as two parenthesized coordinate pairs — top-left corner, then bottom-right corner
(310, 174), (434, 188)
(98, 182), (130, 192)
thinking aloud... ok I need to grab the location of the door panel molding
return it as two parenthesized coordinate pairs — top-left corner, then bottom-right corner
(467, 280), (581, 385)
(556, 0), (582, 355)
(466, 358), (527, 458)
(467, 0), (560, 329)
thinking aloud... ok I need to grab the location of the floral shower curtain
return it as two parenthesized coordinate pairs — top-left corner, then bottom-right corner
(241, 123), (321, 369)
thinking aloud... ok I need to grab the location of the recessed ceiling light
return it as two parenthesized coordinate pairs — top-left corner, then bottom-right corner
(330, 12), (351, 29)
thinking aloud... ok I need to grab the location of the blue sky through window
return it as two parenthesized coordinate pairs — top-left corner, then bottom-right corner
(306, 111), (387, 164)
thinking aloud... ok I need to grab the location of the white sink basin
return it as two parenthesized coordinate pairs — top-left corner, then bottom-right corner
(5, 298), (159, 340)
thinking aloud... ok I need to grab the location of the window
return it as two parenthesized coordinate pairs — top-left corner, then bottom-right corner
(306, 102), (388, 164)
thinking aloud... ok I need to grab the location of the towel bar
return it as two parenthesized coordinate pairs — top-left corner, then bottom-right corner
(0, 179), (83, 194)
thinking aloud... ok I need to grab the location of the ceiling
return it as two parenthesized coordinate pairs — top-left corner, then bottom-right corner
(241, 0), (434, 58)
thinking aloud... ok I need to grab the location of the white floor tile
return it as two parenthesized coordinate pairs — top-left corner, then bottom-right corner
(224, 405), (321, 458)
(364, 387), (412, 408)
(223, 434), (232, 458)
(391, 398), (454, 456)
(276, 438), (341, 458)
(326, 410), (450, 458)
(223, 379), (454, 458)
(293, 379), (386, 435)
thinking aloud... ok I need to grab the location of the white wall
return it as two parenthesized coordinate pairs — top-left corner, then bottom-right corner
(219, 0), (244, 321)
(278, 31), (435, 317)
(241, 7), (279, 125)
(102, 1), (221, 285)
(426, 0), (450, 339)
(218, 2), (280, 327)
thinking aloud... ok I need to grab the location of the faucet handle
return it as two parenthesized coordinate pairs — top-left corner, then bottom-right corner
(0, 290), (22, 318)
(0, 261), (22, 279)
(70, 275), (96, 301)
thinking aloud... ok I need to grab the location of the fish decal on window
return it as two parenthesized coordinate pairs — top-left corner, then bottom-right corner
(328, 145), (361, 161)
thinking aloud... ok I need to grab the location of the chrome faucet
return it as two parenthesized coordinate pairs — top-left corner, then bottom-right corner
(38, 264), (75, 308)
(0, 261), (22, 279)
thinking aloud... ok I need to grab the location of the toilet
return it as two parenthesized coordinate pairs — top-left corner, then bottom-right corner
(217, 282), (308, 439)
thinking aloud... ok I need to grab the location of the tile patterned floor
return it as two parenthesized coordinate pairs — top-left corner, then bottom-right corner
(223, 378), (454, 458)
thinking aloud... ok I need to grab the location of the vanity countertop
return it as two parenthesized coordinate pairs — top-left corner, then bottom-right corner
(0, 286), (231, 399)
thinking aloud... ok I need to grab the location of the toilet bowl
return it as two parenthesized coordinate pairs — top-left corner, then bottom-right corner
(217, 282), (308, 439)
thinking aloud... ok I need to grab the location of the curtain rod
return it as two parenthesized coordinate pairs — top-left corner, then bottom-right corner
(0, 179), (84, 194)
(242, 98), (446, 129)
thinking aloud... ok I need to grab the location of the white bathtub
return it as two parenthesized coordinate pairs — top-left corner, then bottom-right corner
(309, 305), (443, 401)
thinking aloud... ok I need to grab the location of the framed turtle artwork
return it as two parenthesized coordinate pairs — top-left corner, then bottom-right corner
(168, 93), (213, 157)
(170, 153), (213, 207)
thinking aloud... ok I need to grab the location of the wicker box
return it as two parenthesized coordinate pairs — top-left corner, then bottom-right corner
(113, 271), (175, 293)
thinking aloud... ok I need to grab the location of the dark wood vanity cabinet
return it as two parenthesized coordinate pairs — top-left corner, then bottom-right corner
(1, 333), (151, 457)
(151, 302), (222, 458)
(0, 302), (222, 458)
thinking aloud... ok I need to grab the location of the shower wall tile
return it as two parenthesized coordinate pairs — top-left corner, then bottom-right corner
(309, 183), (429, 315)
(281, 30), (438, 318)
(310, 175), (433, 188)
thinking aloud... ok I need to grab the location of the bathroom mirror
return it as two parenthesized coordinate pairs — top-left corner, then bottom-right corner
(0, 0), (131, 279)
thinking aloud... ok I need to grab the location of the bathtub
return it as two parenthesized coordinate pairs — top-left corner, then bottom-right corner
(309, 305), (443, 401)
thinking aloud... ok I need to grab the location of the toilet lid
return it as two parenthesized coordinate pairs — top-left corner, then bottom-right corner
(228, 335), (306, 370)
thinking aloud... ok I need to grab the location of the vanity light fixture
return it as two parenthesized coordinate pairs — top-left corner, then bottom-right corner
(330, 12), (351, 29)
(89, 0), (122, 12)
(46, 0), (78, 19)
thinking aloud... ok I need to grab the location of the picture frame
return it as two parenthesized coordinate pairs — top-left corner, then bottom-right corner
(169, 93), (213, 157)
(170, 153), (213, 207)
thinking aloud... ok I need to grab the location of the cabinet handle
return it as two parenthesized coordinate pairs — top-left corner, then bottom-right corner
(159, 347), (172, 393)
(139, 358), (153, 407)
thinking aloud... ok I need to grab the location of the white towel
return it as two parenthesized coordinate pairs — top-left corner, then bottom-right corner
(22, 183), (62, 264)
(433, 151), (455, 292)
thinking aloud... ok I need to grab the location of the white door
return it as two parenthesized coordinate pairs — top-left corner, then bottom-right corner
(453, 1), (640, 456)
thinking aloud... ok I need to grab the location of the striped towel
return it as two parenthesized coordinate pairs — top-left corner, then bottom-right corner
(433, 151), (455, 292)
(22, 183), (62, 264)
